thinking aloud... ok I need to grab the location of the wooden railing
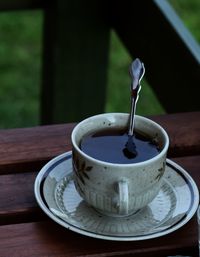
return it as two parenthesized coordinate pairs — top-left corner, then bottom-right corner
(0, 0), (43, 11)
(0, 0), (200, 124)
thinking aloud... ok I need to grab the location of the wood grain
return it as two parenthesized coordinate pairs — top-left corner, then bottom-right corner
(0, 113), (199, 174)
(151, 112), (200, 157)
(0, 123), (75, 173)
(0, 172), (45, 225)
(0, 219), (198, 257)
(0, 155), (199, 225)
(0, 112), (199, 256)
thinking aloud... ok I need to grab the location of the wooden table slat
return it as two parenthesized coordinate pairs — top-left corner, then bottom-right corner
(0, 155), (200, 252)
(0, 112), (199, 174)
(0, 155), (199, 225)
(0, 123), (75, 173)
(151, 112), (200, 157)
(0, 112), (199, 256)
(0, 172), (45, 225)
(0, 220), (198, 257)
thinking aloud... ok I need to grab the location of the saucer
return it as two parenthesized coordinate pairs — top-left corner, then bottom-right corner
(34, 151), (199, 241)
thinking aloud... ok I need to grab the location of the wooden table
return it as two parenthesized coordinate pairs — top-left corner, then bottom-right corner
(0, 112), (199, 257)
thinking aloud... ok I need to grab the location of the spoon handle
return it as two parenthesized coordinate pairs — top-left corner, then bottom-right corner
(128, 59), (145, 136)
(128, 85), (141, 136)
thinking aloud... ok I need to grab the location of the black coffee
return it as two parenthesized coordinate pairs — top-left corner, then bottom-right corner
(80, 128), (160, 164)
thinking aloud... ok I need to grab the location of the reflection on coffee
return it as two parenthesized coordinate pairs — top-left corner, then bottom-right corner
(80, 128), (160, 164)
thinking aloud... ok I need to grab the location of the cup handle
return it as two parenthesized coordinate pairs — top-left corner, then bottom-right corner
(117, 179), (129, 215)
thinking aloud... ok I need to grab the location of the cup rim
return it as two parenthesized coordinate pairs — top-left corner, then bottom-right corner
(71, 113), (169, 167)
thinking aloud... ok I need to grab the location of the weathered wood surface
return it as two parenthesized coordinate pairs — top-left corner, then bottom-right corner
(0, 112), (199, 173)
(0, 112), (199, 256)
(0, 123), (75, 173)
(0, 218), (198, 257)
(0, 155), (199, 227)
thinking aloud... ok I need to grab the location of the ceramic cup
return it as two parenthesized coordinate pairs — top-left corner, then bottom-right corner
(71, 113), (169, 217)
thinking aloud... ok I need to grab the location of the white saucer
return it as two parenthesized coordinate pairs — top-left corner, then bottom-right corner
(34, 151), (199, 241)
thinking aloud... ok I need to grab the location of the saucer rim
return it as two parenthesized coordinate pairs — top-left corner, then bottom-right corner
(34, 151), (199, 241)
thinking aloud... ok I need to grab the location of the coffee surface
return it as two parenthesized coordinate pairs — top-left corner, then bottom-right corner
(80, 128), (160, 164)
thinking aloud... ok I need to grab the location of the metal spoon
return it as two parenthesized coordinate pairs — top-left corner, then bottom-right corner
(123, 58), (145, 158)
(128, 58), (145, 136)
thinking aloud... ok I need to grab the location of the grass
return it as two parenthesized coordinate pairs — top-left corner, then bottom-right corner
(0, 0), (199, 128)
(169, 0), (200, 42)
(0, 11), (42, 128)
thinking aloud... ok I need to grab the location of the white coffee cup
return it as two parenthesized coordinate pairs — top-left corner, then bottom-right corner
(71, 113), (169, 217)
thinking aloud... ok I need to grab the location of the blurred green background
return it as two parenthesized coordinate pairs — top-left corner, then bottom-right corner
(0, 0), (199, 128)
